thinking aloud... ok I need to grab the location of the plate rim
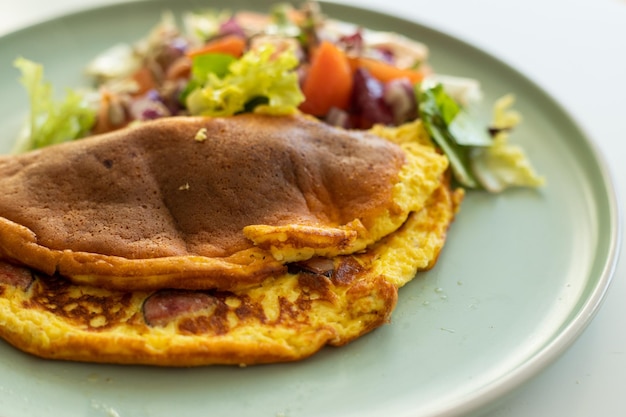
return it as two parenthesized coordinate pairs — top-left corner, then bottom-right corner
(0, 1), (622, 416)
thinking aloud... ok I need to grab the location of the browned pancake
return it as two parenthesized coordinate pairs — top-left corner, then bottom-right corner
(0, 114), (448, 291)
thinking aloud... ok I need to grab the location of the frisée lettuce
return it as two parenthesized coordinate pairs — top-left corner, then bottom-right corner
(470, 95), (545, 192)
(185, 44), (304, 117)
(12, 57), (96, 153)
(418, 84), (543, 191)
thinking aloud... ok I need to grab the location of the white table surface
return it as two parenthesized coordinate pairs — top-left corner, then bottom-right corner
(0, 0), (624, 416)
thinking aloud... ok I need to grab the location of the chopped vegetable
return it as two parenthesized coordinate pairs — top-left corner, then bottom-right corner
(183, 9), (233, 43)
(299, 41), (353, 116)
(84, 43), (141, 81)
(185, 44), (304, 116)
(448, 110), (493, 147)
(130, 66), (157, 96)
(92, 90), (128, 134)
(383, 78), (417, 124)
(13, 58), (96, 153)
(418, 84), (480, 188)
(129, 90), (172, 121)
(350, 56), (424, 84)
(218, 17), (247, 39)
(470, 143), (545, 193)
(351, 68), (394, 129)
(191, 53), (236, 81)
(470, 95), (545, 192)
(267, 3), (302, 37)
(186, 34), (246, 58)
(419, 85), (543, 191)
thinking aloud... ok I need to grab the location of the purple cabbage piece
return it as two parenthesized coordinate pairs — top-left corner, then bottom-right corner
(218, 18), (246, 38)
(350, 68), (394, 128)
(129, 90), (172, 121)
(338, 29), (364, 55)
(170, 37), (189, 53)
(155, 37), (189, 71)
(161, 80), (188, 115)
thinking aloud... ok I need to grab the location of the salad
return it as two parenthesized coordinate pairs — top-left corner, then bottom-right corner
(13, 1), (543, 192)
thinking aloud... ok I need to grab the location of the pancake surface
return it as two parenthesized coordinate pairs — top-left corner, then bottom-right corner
(0, 114), (448, 291)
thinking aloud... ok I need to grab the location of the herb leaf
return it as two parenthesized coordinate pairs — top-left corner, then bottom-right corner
(417, 84), (481, 188)
(13, 57), (96, 153)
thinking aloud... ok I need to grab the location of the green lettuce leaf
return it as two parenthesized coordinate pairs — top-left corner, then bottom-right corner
(185, 44), (304, 117)
(417, 84), (481, 188)
(470, 95), (545, 192)
(469, 142), (545, 192)
(418, 85), (543, 192)
(13, 57), (96, 153)
(191, 53), (236, 82)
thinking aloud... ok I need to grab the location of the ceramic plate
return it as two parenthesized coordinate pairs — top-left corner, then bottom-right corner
(0, 1), (620, 416)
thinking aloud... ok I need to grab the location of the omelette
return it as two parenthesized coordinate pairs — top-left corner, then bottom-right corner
(0, 114), (462, 365)
(0, 114), (448, 292)
(0, 179), (460, 366)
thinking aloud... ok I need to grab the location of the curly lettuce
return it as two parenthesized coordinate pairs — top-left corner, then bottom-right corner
(185, 44), (304, 117)
(13, 57), (96, 153)
(418, 84), (543, 192)
(470, 95), (545, 192)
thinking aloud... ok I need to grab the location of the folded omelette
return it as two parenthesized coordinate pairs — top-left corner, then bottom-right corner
(0, 114), (448, 291)
(0, 114), (463, 366)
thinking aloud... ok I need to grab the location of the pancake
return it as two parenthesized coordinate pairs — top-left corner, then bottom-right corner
(0, 180), (461, 366)
(0, 114), (448, 291)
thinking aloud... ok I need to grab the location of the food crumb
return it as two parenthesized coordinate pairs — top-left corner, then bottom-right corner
(178, 183), (190, 191)
(194, 127), (208, 142)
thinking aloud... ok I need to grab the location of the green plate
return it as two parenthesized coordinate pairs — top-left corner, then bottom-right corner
(0, 1), (620, 416)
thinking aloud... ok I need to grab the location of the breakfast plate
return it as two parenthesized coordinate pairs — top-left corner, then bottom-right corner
(0, 1), (620, 416)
